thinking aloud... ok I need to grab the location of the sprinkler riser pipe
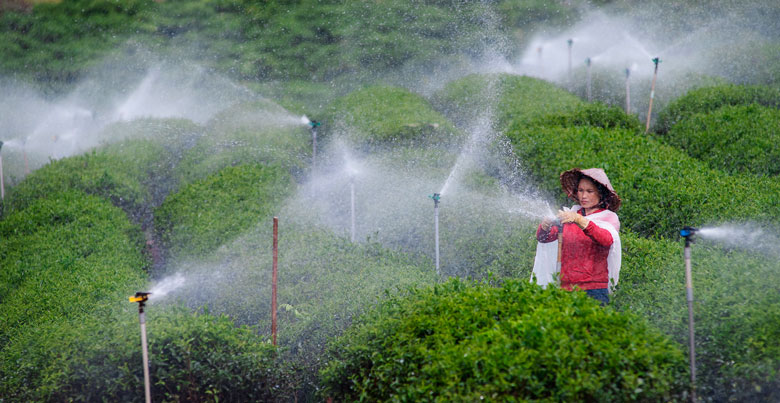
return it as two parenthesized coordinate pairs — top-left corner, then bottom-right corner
(586, 60), (592, 102)
(0, 154), (4, 201)
(434, 204), (440, 275)
(350, 181), (355, 243)
(271, 217), (279, 346)
(684, 244), (697, 402)
(311, 128), (318, 171)
(139, 311), (151, 403)
(645, 59), (661, 133)
(625, 69), (631, 114)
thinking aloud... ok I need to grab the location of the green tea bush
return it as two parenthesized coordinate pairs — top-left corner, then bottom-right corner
(0, 190), (147, 346)
(432, 73), (582, 128)
(506, 123), (780, 238)
(321, 279), (687, 401)
(157, 220), (438, 400)
(324, 86), (460, 148)
(5, 139), (171, 218)
(154, 164), (293, 259)
(661, 104), (780, 176)
(0, 305), (295, 402)
(531, 101), (642, 131)
(615, 232), (780, 402)
(174, 101), (311, 184)
(656, 84), (780, 134)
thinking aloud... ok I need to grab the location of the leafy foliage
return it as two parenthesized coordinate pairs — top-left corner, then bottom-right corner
(0, 191), (147, 348)
(432, 73), (583, 128)
(615, 232), (780, 402)
(321, 279), (687, 401)
(662, 104), (780, 176)
(324, 85), (460, 148)
(174, 100), (311, 184)
(506, 123), (780, 238)
(4, 138), (174, 219)
(154, 164), (293, 259)
(656, 84), (780, 134)
(0, 304), (294, 402)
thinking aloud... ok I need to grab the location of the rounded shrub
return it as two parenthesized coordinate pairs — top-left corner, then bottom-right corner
(5, 138), (172, 218)
(0, 190), (147, 346)
(656, 84), (780, 134)
(154, 163), (293, 259)
(615, 231), (780, 402)
(0, 305), (295, 402)
(175, 107), (311, 185)
(325, 85), (460, 147)
(432, 73), (582, 128)
(662, 104), (780, 176)
(506, 123), (780, 238)
(321, 279), (687, 401)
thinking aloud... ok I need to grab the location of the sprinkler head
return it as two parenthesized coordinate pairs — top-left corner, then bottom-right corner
(652, 57), (661, 66)
(0, 140), (3, 151)
(429, 193), (441, 205)
(308, 120), (321, 129)
(680, 226), (698, 238)
(129, 292), (151, 303)
(586, 57), (591, 66)
(680, 226), (699, 246)
(625, 68), (630, 78)
(567, 39), (573, 47)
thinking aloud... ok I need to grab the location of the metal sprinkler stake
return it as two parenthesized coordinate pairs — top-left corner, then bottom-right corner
(567, 39), (573, 79)
(350, 177), (356, 243)
(129, 292), (152, 403)
(271, 217), (279, 346)
(625, 68), (631, 114)
(586, 57), (592, 101)
(429, 193), (441, 275)
(680, 226), (698, 402)
(0, 141), (5, 201)
(645, 57), (661, 133)
(308, 120), (321, 170)
(555, 218), (564, 274)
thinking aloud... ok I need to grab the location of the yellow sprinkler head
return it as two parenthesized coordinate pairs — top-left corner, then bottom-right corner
(129, 292), (151, 303)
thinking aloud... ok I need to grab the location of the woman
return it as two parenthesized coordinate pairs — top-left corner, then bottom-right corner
(532, 168), (622, 305)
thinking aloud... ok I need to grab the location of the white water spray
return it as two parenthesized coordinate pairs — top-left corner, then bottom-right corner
(697, 224), (780, 256)
(148, 272), (187, 301)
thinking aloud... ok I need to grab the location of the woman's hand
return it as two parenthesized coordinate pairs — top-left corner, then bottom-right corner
(557, 210), (589, 230)
(540, 217), (554, 231)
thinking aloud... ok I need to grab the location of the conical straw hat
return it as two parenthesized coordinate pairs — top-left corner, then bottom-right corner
(560, 168), (621, 212)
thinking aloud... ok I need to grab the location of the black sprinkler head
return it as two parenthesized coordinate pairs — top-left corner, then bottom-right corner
(0, 140), (4, 151)
(429, 193), (441, 204)
(567, 39), (573, 46)
(309, 120), (321, 128)
(652, 57), (661, 65)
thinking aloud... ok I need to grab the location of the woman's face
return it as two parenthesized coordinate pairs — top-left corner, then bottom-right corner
(577, 177), (601, 210)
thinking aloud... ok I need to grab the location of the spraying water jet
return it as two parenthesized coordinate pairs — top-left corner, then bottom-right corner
(645, 57), (661, 133)
(679, 226), (698, 402)
(128, 291), (152, 403)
